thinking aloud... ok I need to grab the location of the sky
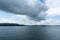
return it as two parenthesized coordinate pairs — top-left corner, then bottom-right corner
(0, 0), (60, 25)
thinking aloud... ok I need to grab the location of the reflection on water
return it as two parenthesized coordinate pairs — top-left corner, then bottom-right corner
(0, 25), (60, 40)
(16, 25), (49, 40)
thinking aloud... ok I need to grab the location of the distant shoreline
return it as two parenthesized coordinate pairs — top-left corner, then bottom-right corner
(0, 23), (26, 26)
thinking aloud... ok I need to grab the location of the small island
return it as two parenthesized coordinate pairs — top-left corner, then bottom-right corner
(0, 23), (26, 26)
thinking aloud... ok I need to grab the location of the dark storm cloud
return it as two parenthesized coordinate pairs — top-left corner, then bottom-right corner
(0, 0), (48, 21)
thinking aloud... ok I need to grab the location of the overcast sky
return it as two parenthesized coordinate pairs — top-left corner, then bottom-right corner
(0, 0), (60, 25)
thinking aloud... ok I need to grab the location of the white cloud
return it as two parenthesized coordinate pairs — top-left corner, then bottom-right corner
(45, 0), (60, 16)
(46, 7), (60, 16)
(39, 19), (60, 25)
(46, 0), (60, 8)
(0, 18), (16, 23)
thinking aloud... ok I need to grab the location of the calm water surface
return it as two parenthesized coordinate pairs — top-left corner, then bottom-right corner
(0, 25), (60, 40)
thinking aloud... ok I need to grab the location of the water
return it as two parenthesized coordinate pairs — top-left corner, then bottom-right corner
(0, 25), (60, 40)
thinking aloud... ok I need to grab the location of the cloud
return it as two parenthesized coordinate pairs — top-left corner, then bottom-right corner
(46, 7), (60, 16)
(45, 7), (60, 20)
(0, 0), (48, 21)
(0, 0), (60, 25)
(0, 11), (40, 25)
(39, 18), (60, 25)
(0, 10), (60, 25)
(0, 17), (16, 23)
(46, 0), (60, 8)
(15, 14), (60, 25)
(5, 18), (60, 25)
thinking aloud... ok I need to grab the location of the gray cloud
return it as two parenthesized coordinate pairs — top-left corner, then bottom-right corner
(0, 0), (48, 21)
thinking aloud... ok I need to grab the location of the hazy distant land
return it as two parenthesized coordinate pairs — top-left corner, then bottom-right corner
(0, 23), (26, 26)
